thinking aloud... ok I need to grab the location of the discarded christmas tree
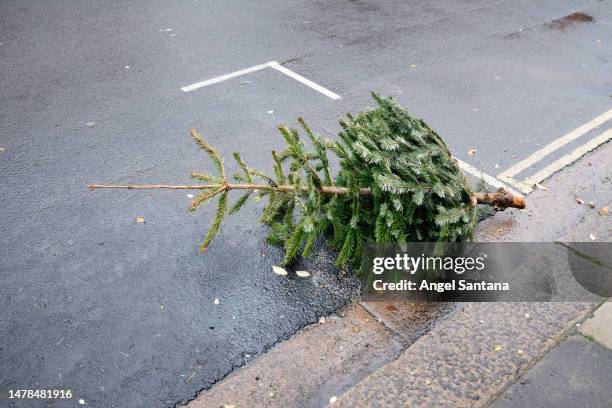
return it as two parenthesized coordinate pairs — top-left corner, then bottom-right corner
(90, 94), (524, 269)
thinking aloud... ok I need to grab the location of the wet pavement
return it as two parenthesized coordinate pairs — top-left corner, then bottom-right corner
(184, 300), (456, 408)
(1, 0), (611, 407)
(185, 304), (403, 408)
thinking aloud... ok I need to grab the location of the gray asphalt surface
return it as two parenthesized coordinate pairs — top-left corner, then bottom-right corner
(1, 1), (611, 407)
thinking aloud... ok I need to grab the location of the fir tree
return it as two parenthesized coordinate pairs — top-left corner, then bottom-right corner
(90, 94), (524, 270)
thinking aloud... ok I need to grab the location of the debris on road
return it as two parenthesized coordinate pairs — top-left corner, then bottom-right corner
(272, 266), (288, 276)
(600, 206), (609, 216)
(296, 270), (310, 277)
(85, 121), (97, 128)
(136, 216), (145, 224)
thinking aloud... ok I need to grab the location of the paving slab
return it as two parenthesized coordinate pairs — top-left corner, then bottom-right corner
(579, 302), (612, 350)
(490, 335), (612, 408)
(334, 302), (593, 408)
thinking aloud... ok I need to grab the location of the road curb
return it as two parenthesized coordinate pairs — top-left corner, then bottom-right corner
(184, 303), (404, 408)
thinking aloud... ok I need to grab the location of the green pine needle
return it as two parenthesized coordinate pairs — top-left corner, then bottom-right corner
(190, 129), (224, 178)
(232, 152), (252, 183)
(199, 190), (228, 253)
(189, 186), (225, 212)
(229, 192), (251, 214)
(188, 94), (477, 269)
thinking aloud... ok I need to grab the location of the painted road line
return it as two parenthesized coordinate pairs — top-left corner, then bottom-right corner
(453, 157), (523, 197)
(503, 176), (532, 195)
(267, 61), (341, 100)
(498, 107), (612, 181)
(522, 128), (612, 190)
(180, 63), (270, 92)
(181, 61), (341, 100)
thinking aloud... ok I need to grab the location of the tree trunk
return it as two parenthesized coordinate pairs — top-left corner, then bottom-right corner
(89, 183), (525, 209)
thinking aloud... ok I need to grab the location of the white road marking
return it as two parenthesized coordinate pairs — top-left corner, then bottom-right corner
(522, 128), (612, 190)
(267, 61), (341, 100)
(498, 107), (612, 180)
(496, 107), (612, 194)
(453, 157), (523, 197)
(180, 61), (341, 100)
(181, 63), (270, 92)
(501, 176), (532, 194)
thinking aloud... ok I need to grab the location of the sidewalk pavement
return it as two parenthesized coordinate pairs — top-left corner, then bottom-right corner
(490, 302), (612, 408)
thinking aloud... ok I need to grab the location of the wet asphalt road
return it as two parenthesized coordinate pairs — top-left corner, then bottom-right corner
(1, 0), (611, 407)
